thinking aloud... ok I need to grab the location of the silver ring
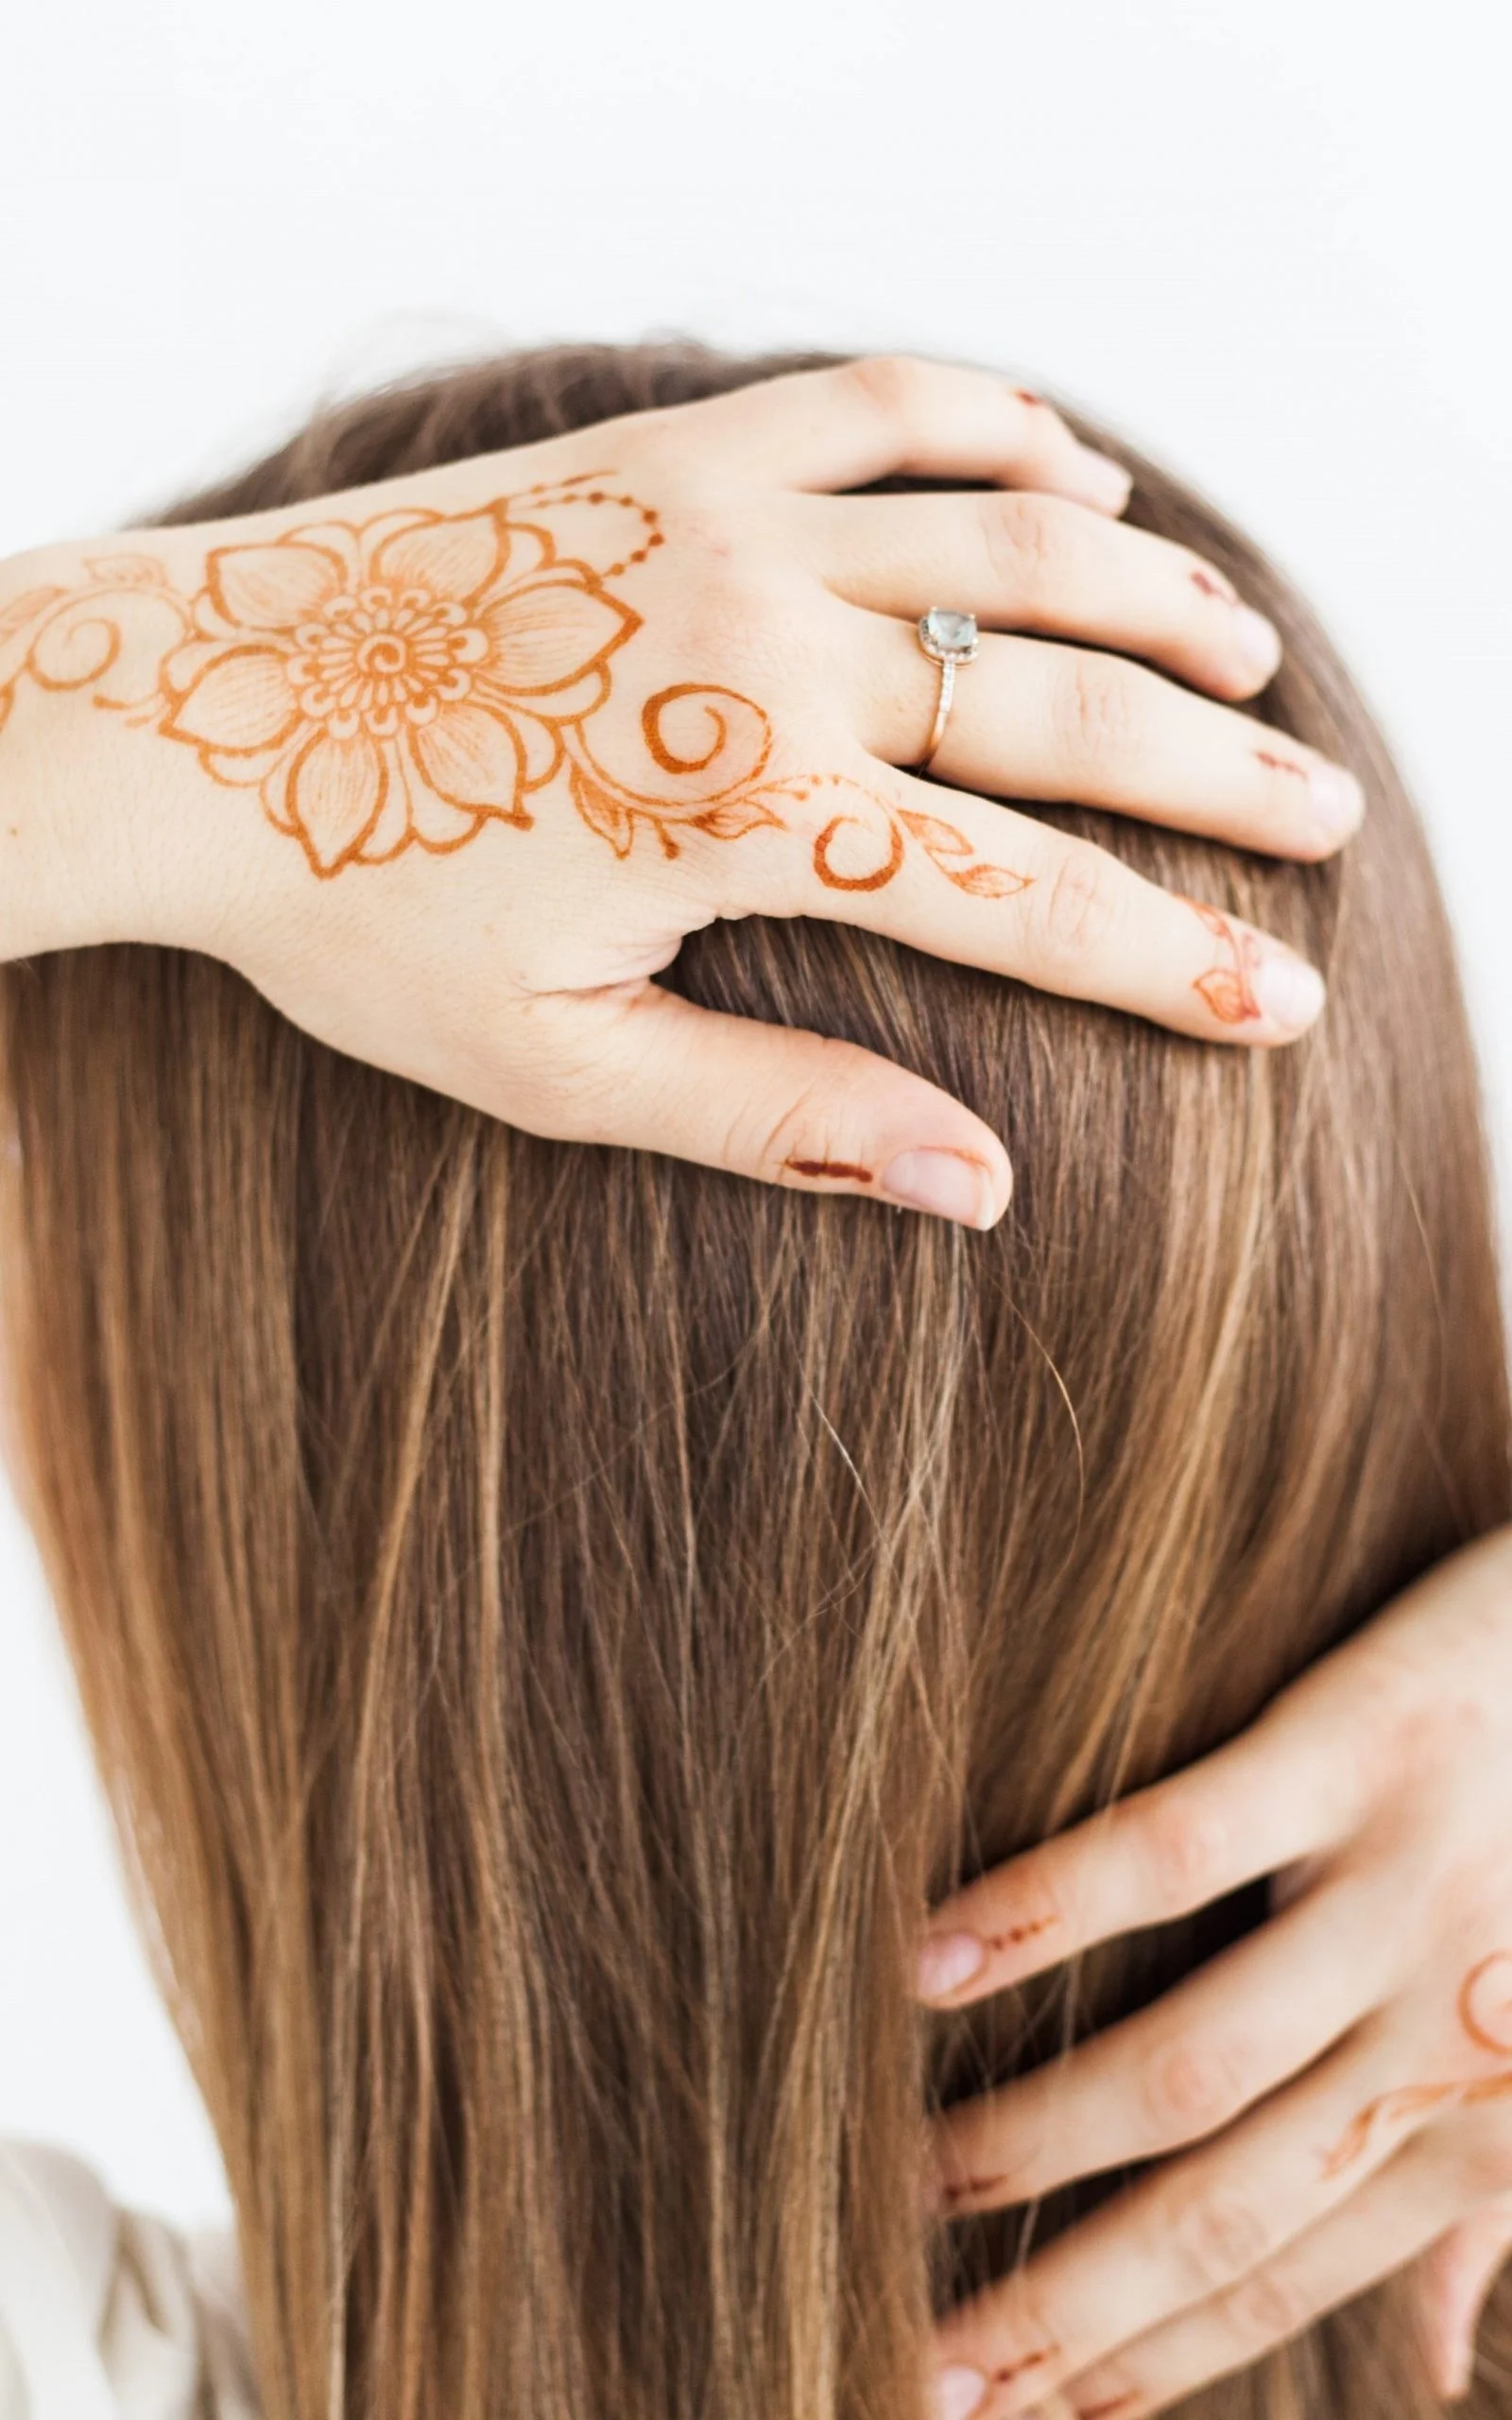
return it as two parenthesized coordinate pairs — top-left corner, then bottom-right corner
(915, 608), (980, 771)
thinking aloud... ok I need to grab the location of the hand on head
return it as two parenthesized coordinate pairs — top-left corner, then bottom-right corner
(0, 355), (1354, 1228)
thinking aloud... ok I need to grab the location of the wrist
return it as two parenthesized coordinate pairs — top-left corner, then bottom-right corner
(0, 539), (229, 963)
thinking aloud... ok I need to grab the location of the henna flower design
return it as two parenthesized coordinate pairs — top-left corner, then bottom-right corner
(161, 506), (639, 873)
(0, 482), (1032, 903)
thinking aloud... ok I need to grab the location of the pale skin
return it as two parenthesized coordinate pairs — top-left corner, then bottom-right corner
(920, 1530), (1512, 2417)
(15, 355), (1500, 2400)
(0, 357), (1356, 1232)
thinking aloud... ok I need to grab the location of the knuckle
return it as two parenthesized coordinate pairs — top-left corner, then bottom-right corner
(1139, 1790), (1229, 1910)
(1057, 650), (1144, 766)
(744, 1056), (858, 1184)
(1027, 845), (1121, 965)
(1141, 2033), (1250, 2140)
(1452, 2103), (1512, 2196)
(1167, 2181), (1273, 2297)
(1221, 2263), (1314, 2349)
(984, 492), (1068, 593)
(843, 352), (932, 428)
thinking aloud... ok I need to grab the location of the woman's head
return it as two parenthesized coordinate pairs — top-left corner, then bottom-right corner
(1, 345), (1506, 2420)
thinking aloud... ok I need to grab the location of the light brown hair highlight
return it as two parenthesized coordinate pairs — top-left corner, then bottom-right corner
(2, 344), (1509, 2420)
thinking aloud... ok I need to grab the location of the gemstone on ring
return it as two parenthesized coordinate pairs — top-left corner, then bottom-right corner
(918, 607), (980, 664)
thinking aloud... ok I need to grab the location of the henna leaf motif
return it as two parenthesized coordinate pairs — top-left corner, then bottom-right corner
(688, 796), (786, 841)
(568, 767), (636, 856)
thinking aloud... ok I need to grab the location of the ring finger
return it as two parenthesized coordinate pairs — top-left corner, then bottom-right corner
(846, 610), (1364, 860)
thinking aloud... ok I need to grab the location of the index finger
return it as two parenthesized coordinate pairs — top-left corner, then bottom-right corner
(660, 354), (1133, 513)
(916, 1709), (1344, 2008)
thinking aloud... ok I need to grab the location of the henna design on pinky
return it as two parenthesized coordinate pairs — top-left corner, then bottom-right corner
(1190, 568), (1236, 604)
(1319, 1948), (1512, 2179)
(1186, 901), (1263, 1025)
(0, 483), (1030, 906)
(1255, 750), (1308, 781)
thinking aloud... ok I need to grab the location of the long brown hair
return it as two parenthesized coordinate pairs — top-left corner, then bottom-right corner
(2, 344), (1508, 2420)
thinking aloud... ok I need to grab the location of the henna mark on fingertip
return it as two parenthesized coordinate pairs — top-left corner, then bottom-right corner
(1191, 568), (1237, 604)
(1255, 750), (1309, 780)
(1182, 900), (1263, 1026)
(783, 1158), (874, 1184)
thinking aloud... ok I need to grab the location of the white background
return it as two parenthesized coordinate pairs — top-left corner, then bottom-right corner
(1, 0), (1508, 2230)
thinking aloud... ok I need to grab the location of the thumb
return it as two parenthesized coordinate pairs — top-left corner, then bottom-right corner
(1415, 2201), (1512, 2401)
(524, 981), (1013, 1226)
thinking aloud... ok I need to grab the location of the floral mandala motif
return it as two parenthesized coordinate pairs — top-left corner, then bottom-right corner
(0, 478), (1033, 904)
(161, 502), (640, 875)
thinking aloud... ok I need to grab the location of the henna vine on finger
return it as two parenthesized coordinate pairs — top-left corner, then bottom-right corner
(1318, 1950), (1512, 2180)
(0, 484), (1028, 901)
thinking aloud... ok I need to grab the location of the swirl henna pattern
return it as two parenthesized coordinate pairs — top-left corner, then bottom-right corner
(0, 479), (1029, 901)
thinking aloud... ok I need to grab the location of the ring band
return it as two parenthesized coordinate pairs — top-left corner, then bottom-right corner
(915, 607), (980, 772)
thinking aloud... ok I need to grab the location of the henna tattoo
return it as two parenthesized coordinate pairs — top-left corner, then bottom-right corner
(1319, 1949), (1512, 2178)
(983, 1913), (1059, 1952)
(1186, 901), (1263, 1025)
(810, 800), (1030, 899)
(939, 2169), (1016, 2208)
(1318, 2081), (1463, 2180)
(783, 1158), (875, 1183)
(1190, 569), (1235, 603)
(1459, 1950), (1512, 2054)
(0, 482), (1031, 905)
(989, 2345), (1060, 2387)
(1255, 750), (1308, 781)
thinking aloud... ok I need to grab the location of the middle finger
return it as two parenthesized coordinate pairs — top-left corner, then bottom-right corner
(806, 487), (1285, 703)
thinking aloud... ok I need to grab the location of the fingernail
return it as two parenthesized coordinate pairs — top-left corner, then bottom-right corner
(1308, 762), (1366, 837)
(1074, 451), (1133, 512)
(1255, 950), (1326, 1032)
(883, 1150), (998, 1228)
(933, 2366), (990, 2420)
(1234, 604), (1282, 679)
(918, 1929), (987, 1999)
